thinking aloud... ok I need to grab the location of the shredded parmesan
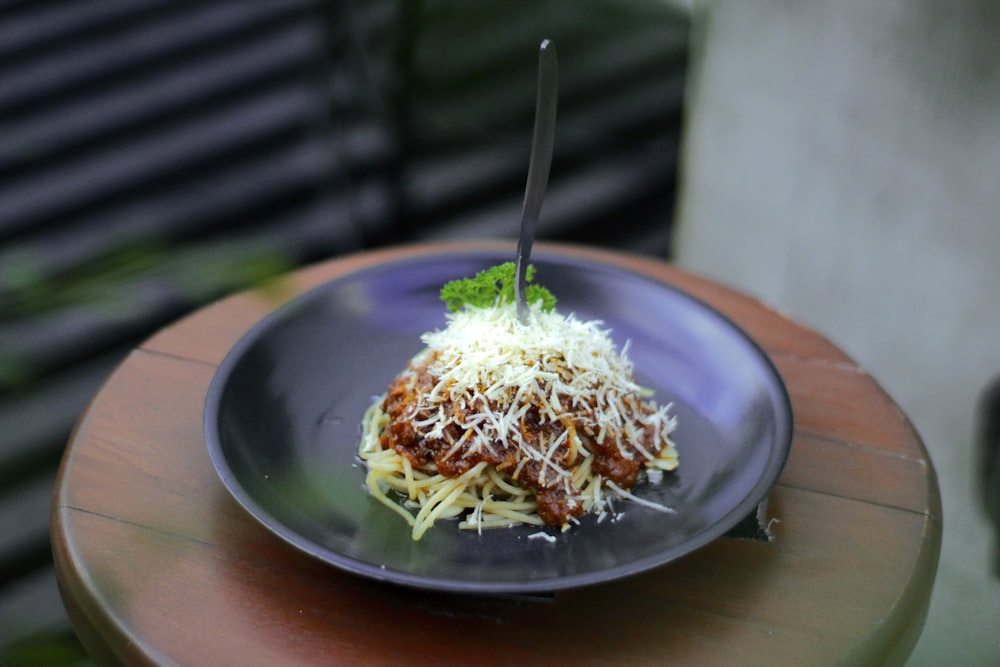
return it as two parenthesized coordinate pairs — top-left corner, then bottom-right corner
(527, 531), (558, 543)
(413, 302), (676, 486)
(358, 300), (680, 539)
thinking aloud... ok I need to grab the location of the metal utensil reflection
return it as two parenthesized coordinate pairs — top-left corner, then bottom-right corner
(515, 39), (558, 323)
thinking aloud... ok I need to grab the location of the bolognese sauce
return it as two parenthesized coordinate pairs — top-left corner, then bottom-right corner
(360, 296), (679, 537)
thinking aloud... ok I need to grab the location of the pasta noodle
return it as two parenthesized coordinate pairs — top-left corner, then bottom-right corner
(357, 297), (679, 541)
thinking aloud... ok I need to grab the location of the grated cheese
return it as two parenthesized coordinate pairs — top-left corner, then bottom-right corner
(361, 299), (681, 538)
(414, 301), (677, 485)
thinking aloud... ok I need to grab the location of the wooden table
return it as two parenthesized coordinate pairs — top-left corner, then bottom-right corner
(51, 242), (942, 666)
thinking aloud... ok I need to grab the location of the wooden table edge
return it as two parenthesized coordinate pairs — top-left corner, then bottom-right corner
(48, 240), (944, 666)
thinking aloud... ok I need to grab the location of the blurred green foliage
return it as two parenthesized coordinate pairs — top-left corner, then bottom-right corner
(0, 241), (292, 321)
(0, 631), (94, 667)
(0, 240), (293, 390)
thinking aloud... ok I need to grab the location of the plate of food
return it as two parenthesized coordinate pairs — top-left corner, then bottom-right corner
(204, 246), (792, 594)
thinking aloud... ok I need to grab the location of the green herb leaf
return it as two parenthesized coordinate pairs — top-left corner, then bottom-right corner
(440, 262), (556, 313)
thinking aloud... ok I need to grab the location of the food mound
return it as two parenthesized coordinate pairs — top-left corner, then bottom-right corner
(358, 263), (678, 540)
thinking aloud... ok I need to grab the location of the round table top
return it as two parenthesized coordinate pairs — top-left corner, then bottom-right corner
(52, 241), (942, 666)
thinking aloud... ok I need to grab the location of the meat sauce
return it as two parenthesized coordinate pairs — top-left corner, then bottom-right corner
(379, 353), (664, 527)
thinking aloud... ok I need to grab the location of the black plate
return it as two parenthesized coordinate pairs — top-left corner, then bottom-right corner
(205, 248), (792, 594)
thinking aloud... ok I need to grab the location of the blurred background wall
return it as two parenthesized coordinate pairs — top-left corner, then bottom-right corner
(673, 1), (1000, 664)
(0, 1), (687, 662)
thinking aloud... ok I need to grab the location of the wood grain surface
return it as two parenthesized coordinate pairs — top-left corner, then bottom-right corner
(51, 242), (941, 666)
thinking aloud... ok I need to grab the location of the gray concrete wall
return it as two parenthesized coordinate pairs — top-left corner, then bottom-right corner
(672, 1), (1000, 664)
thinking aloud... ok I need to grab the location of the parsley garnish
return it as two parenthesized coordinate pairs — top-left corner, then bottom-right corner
(440, 262), (556, 313)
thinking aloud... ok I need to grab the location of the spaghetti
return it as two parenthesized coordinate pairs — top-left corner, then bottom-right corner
(358, 292), (678, 541)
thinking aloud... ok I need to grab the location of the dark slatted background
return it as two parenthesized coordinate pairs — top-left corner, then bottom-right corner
(0, 0), (687, 659)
